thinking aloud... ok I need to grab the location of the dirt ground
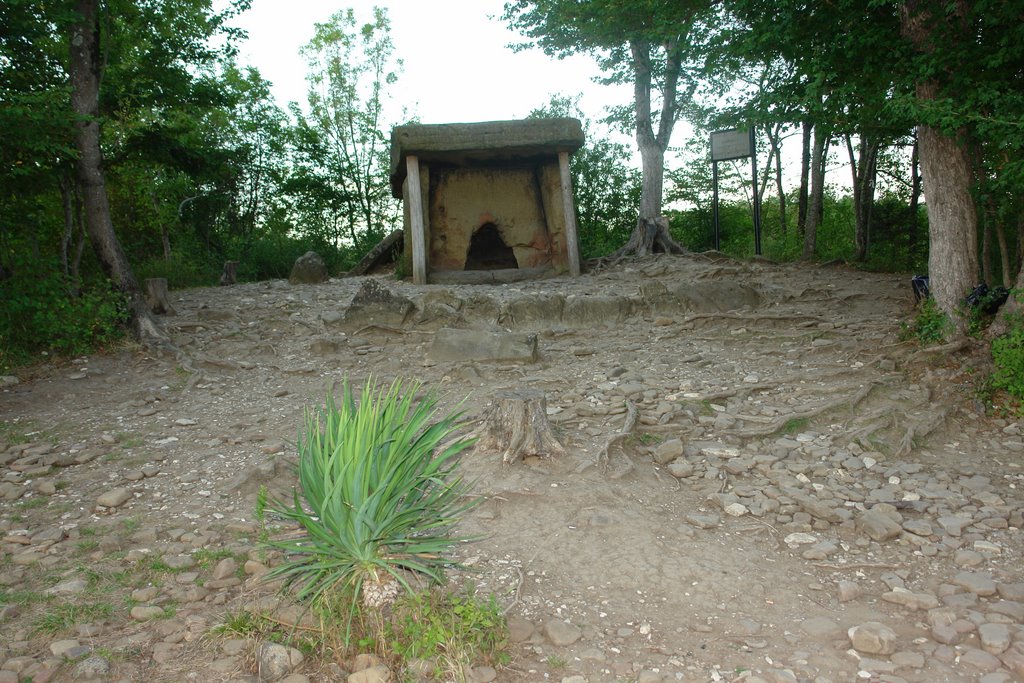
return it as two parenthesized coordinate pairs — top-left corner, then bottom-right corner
(1, 253), (1022, 683)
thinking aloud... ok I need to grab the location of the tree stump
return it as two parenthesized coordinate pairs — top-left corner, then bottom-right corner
(219, 260), (238, 286)
(144, 278), (176, 315)
(473, 389), (565, 464)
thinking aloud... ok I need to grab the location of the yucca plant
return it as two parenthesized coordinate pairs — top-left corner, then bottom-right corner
(257, 377), (478, 640)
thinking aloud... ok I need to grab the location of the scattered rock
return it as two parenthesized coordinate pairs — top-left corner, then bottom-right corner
(258, 642), (305, 681)
(848, 622), (898, 655)
(96, 487), (131, 508)
(543, 618), (583, 646)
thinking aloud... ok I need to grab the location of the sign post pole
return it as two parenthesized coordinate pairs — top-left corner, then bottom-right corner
(710, 127), (760, 255)
(712, 161), (720, 251)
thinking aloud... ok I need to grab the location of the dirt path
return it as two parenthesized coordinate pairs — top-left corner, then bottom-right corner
(1, 254), (1022, 683)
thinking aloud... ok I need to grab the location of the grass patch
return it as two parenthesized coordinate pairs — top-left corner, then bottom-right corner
(115, 432), (145, 449)
(0, 588), (49, 606)
(781, 417), (810, 435)
(15, 496), (49, 510)
(386, 589), (510, 680)
(75, 540), (100, 554)
(34, 602), (115, 635)
(193, 548), (241, 571)
(546, 655), (568, 669)
(214, 609), (321, 656)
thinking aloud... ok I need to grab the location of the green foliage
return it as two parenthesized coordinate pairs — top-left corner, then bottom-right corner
(904, 298), (950, 345)
(293, 7), (401, 250)
(991, 313), (1024, 404)
(0, 260), (129, 370)
(134, 251), (220, 290)
(387, 589), (510, 680)
(258, 377), (478, 644)
(529, 96), (642, 258)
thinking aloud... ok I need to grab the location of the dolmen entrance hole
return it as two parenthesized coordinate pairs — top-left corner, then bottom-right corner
(389, 118), (585, 284)
(465, 223), (517, 271)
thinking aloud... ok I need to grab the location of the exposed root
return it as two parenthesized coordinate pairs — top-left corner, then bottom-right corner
(895, 405), (953, 457)
(728, 381), (880, 439)
(908, 338), (969, 363)
(680, 312), (830, 327)
(598, 399), (638, 470)
(811, 562), (899, 570)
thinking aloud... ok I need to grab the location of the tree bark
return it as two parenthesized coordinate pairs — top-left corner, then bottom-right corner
(70, 0), (168, 346)
(901, 0), (979, 333)
(797, 119), (812, 237)
(802, 124), (828, 260)
(608, 39), (686, 258)
(472, 389), (565, 465)
(846, 134), (879, 262)
(144, 278), (176, 315)
(908, 136), (921, 256)
(769, 124), (787, 236)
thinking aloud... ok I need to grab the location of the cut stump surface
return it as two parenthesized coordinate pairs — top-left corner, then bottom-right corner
(473, 389), (565, 464)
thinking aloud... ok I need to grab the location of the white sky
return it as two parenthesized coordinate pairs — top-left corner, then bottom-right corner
(230, 0), (629, 127)
(229, 1), (842, 200)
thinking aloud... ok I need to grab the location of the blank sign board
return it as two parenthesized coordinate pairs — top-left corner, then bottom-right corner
(710, 128), (752, 162)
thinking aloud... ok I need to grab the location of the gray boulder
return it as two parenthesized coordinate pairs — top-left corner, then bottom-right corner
(289, 251), (329, 284)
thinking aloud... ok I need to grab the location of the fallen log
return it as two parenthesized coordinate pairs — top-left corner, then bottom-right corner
(348, 228), (403, 277)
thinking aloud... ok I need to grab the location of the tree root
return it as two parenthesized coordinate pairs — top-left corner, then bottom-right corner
(598, 399), (638, 470)
(895, 404), (952, 457)
(908, 338), (969, 363)
(727, 381), (879, 438)
(679, 312), (831, 327)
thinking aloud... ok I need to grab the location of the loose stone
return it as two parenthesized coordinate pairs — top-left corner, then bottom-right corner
(96, 487), (131, 508)
(857, 509), (902, 541)
(848, 621), (898, 655)
(543, 618), (582, 646)
(954, 571), (998, 596)
(978, 622), (1012, 654)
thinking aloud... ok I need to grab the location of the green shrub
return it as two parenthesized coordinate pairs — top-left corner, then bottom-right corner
(0, 260), (128, 370)
(135, 252), (219, 289)
(258, 377), (478, 643)
(903, 297), (950, 345)
(992, 317), (1024, 402)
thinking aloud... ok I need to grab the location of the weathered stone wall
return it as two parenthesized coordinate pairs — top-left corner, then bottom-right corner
(424, 163), (569, 272)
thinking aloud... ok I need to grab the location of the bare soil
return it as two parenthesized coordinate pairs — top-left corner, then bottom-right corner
(1, 253), (1021, 683)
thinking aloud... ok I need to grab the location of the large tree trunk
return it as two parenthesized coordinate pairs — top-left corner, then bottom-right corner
(609, 39), (686, 259)
(901, 1), (979, 333)
(802, 124), (828, 260)
(917, 121), (978, 330)
(69, 0), (168, 346)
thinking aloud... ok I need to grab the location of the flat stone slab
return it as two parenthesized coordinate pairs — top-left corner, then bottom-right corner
(429, 328), (537, 363)
(390, 118), (584, 194)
